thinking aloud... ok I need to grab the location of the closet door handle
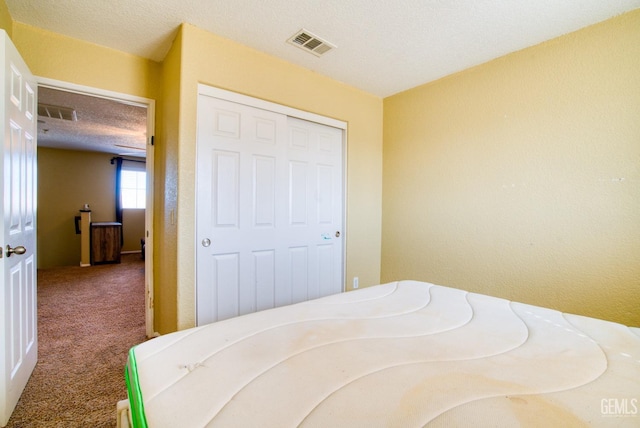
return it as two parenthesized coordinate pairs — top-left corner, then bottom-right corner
(202, 238), (211, 247)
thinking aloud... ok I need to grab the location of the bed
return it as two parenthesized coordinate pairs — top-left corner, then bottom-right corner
(118, 280), (640, 427)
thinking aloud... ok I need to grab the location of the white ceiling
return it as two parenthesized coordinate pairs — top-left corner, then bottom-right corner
(7, 0), (640, 98)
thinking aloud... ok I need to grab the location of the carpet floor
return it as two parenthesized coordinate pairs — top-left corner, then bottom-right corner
(6, 254), (146, 428)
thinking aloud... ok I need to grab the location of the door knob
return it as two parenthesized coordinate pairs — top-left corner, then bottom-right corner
(202, 238), (211, 247)
(6, 245), (26, 257)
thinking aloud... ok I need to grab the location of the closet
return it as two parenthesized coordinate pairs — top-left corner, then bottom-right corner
(195, 86), (346, 324)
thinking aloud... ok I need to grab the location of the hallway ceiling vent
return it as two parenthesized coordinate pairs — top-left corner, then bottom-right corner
(38, 103), (77, 121)
(287, 29), (335, 57)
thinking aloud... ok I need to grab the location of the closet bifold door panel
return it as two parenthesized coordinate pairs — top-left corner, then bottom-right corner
(196, 91), (344, 325)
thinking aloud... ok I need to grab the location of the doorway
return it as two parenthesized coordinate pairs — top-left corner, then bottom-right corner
(35, 77), (156, 337)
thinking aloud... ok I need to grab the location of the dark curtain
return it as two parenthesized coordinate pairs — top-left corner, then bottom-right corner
(114, 157), (124, 245)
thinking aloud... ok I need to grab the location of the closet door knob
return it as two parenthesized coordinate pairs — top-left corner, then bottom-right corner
(202, 238), (211, 247)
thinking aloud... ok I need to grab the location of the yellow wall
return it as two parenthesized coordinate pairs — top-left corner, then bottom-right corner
(165, 24), (383, 331)
(382, 10), (640, 326)
(11, 22), (161, 99)
(38, 148), (115, 267)
(38, 148), (146, 267)
(154, 29), (181, 333)
(0, 0), (11, 37)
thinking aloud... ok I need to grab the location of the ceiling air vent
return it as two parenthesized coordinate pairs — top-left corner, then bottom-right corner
(38, 103), (77, 121)
(287, 29), (335, 57)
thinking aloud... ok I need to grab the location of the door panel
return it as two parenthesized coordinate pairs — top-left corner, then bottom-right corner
(253, 156), (276, 227)
(213, 150), (240, 227)
(213, 253), (240, 320)
(196, 94), (344, 325)
(289, 246), (308, 304)
(285, 117), (344, 302)
(289, 161), (308, 225)
(253, 249), (275, 311)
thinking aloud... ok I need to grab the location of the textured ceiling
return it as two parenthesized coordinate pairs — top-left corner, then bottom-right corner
(37, 87), (148, 157)
(8, 1), (640, 156)
(7, 0), (640, 98)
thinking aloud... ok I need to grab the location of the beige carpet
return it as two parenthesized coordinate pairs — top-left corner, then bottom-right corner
(6, 254), (146, 428)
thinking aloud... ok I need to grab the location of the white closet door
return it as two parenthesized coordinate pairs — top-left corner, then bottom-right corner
(196, 94), (344, 325)
(285, 117), (344, 303)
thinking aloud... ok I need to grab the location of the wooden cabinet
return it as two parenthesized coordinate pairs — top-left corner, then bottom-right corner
(90, 222), (122, 264)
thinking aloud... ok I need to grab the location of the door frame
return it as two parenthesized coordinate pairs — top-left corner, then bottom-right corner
(36, 77), (157, 338)
(196, 84), (349, 306)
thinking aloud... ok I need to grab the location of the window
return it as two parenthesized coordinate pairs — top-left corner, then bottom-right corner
(121, 169), (146, 209)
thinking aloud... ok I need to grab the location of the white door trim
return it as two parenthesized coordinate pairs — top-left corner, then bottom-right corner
(197, 85), (347, 130)
(35, 77), (157, 338)
(196, 84), (349, 317)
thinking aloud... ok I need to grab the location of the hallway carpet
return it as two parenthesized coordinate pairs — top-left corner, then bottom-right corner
(6, 254), (146, 428)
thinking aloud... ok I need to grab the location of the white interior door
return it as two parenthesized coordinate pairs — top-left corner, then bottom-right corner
(196, 93), (344, 325)
(0, 31), (38, 427)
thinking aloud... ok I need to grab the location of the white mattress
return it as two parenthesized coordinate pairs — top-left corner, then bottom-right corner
(125, 281), (640, 427)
